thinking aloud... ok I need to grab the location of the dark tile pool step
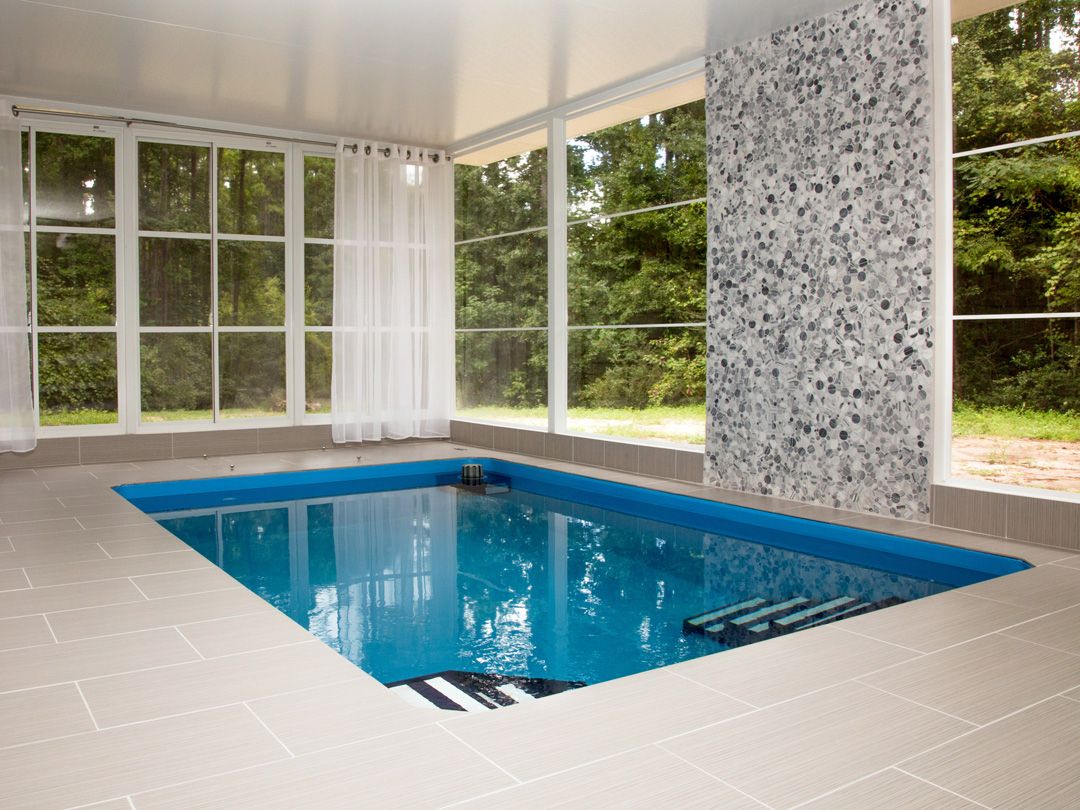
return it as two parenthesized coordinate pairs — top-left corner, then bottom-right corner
(684, 595), (906, 647)
(385, 670), (585, 712)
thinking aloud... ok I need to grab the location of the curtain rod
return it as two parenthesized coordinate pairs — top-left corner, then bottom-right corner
(12, 104), (373, 154)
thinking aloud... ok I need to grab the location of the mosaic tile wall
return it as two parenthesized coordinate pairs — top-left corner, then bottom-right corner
(704, 0), (934, 519)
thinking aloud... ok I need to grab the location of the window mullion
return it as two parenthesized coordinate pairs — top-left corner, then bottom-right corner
(210, 144), (221, 424)
(547, 117), (568, 435)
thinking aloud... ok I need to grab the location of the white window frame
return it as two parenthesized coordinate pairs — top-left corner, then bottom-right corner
(14, 106), (340, 437)
(933, 0), (1080, 504)
(450, 63), (710, 451)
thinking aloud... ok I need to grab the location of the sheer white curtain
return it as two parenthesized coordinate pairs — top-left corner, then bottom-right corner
(0, 101), (35, 454)
(331, 141), (453, 443)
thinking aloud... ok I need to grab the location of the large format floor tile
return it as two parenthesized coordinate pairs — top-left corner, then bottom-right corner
(130, 567), (242, 598)
(0, 704), (289, 810)
(665, 624), (918, 707)
(24, 549), (211, 587)
(959, 564), (1080, 612)
(797, 768), (982, 809)
(131, 725), (516, 810)
(0, 628), (199, 693)
(905, 697), (1080, 810)
(0, 578), (143, 618)
(247, 678), (434, 755)
(177, 611), (320, 658)
(456, 745), (763, 809)
(442, 668), (752, 782)
(660, 682), (971, 809)
(837, 589), (1041, 653)
(1000, 603), (1080, 657)
(0, 614), (54, 651)
(79, 640), (363, 727)
(860, 633), (1080, 725)
(0, 568), (29, 591)
(46, 588), (266, 642)
(0, 684), (95, 748)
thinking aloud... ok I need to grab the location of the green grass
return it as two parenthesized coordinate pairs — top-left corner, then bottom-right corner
(41, 408), (283, 426)
(456, 404), (708, 445)
(952, 404), (1080, 443)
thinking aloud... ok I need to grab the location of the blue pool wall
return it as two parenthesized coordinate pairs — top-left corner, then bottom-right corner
(115, 457), (1029, 589)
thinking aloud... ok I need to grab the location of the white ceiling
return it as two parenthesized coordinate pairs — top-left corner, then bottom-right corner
(0, 0), (973, 151)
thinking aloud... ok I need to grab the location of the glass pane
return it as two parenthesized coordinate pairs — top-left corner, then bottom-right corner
(140, 333), (212, 422)
(21, 131), (29, 226)
(218, 241), (285, 326)
(138, 141), (210, 232)
(953, 5), (1080, 153)
(304, 155), (335, 239)
(455, 330), (546, 426)
(568, 326), (706, 445)
(568, 204), (706, 326)
(953, 318), (1080, 493)
(455, 147), (547, 241)
(304, 243), (333, 326)
(35, 132), (115, 227)
(568, 99), (705, 218)
(139, 238), (211, 326)
(38, 332), (117, 425)
(455, 231), (547, 329)
(219, 332), (286, 418)
(36, 233), (115, 326)
(954, 139), (1080, 316)
(217, 148), (285, 236)
(305, 332), (331, 414)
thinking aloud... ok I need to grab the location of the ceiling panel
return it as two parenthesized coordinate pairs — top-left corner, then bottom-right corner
(1, 0), (856, 148)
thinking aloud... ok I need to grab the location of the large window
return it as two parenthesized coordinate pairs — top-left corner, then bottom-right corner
(452, 99), (707, 446)
(952, 2), (1080, 493)
(137, 141), (287, 423)
(567, 101), (706, 445)
(23, 129), (120, 427)
(13, 117), (335, 435)
(454, 146), (548, 427)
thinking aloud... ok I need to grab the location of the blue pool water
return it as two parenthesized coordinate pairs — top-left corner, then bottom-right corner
(117, 459), (1028, 686)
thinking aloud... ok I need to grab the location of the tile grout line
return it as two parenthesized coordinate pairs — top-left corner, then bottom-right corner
(834, 595), (1080, 666)
(0, 675), (369, 754)
(656, 743), (776, 809)
(73, 680), (101, 731)
(852, 679), (981, 728)
(785, 766), (897, 810)
(172, 626), (206, 660)
(661, 666), (760, 709)
(831, 625), (927, 654)
(891, 690), (1074, 772)
(127, 576), (151, 600)
(40, 612), (59, 644)
(893, 766), (995, 809)
(437, 722), (524, 785)
(242, 701), (295, 758)
(97, 541), (114, 560)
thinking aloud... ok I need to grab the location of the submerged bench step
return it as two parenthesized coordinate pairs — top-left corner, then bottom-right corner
(684, 594), (907, 648)
(385, 670), (585, 712)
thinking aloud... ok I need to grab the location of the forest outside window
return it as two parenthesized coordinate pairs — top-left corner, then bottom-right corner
(566, 100), (706, 446)
(951, 1), (1080, 494)
(23, 129), (120, 427)
(454, 146), (548, 428)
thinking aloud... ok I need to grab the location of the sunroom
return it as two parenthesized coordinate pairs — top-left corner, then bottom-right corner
(0, 0), (1078, 807)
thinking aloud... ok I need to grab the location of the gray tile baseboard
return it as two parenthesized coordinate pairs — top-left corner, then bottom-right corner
(449, 419), (704, 485)
(931, 484), (1080, 551)
(0, 426), (375, 470)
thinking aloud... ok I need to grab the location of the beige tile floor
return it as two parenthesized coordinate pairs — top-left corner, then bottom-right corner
(0, 441), (1078, 809)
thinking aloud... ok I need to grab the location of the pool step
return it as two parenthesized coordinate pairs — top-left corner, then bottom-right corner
(684, 595), (906, 648)
(385, 670), (585, 712)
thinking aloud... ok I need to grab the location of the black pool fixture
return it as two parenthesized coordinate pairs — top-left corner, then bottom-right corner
(461, 463), (484, 485)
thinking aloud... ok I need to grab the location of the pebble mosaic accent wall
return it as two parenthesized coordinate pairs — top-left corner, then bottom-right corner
(704, 0), (934, 519)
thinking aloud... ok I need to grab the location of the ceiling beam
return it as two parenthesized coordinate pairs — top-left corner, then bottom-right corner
(952, 0), (1026, 22)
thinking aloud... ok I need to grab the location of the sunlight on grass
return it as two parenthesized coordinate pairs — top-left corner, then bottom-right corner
(952, 404), (1080, 443)
(456, 404), (707, 445)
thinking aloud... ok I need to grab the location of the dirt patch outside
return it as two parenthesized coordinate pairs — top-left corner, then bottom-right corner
(952, 435), (1080, 494)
